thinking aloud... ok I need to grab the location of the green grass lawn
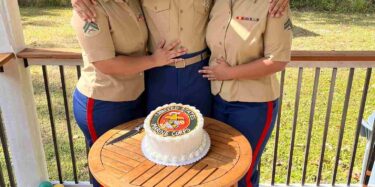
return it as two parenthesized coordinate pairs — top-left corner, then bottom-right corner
(0, 7), (373, 186)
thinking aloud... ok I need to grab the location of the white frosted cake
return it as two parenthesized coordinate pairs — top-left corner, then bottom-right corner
(141, 103), (211, 166)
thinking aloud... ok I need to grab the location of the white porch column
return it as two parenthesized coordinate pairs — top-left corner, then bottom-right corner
(0, 0), (48, 187)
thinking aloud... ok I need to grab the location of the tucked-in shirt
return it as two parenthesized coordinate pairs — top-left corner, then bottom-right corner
(71, 0), (148, 102)
(207, 0), (293, 102)
(142, 0), (213, 53)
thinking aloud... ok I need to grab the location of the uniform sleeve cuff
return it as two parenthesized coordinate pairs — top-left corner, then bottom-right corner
(85, 50), (116, 63)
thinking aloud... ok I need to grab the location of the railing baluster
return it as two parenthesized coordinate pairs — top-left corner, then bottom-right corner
(286, 67), (303, 185)
(42, 65), (63, 183)
(76, 65), (81, 79)
(59, 66), (79, 183)
(332, 68), (355, 185)
(0, 112), (7, 187)
(258, 158), (261, 180)
(302, 68), (320, 185)
(272, 70), (286, 185)
(317, 68), (337, 186)
(0, 112), (15, 187)
(0, 161), (5, 187)
(347, 68), (372, 185)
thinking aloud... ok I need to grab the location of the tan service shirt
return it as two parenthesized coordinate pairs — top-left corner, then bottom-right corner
(207, 0), (293, 102)
(72, 0), (148, 102)
(142, 0), (213, 53)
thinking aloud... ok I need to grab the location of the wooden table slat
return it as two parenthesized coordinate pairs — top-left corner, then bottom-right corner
(155, 165), (195, 187)
(210, 145), (238, 159)
(201, 168), (229, 184)
(101, 156), (133, 173)
(205, 124), (228, 133)
(185, 166), (217, 186)
(102, 149), (140, 168)
(120, 161), (155, 183)
(169, 162), (208, 187)
(114, 141), (144, 156)
(210, 134), (236, 145)
(131, 165), (166, 186)
(207, 152), (236, 164)
(142, 166), (178, 187)
(206, 128), (235, 139)
(104, 146), (146, 162)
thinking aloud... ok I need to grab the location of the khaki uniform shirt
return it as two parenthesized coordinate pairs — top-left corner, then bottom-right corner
(142, 0), (213, 53)
(207, 0), (293, 102)
(72, 0), (148, 102)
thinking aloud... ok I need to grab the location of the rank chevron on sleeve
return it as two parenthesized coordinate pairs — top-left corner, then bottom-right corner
(83, 22), (100, 36)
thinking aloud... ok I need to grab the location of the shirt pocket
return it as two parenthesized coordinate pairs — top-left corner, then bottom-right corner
(143, 0), (171, 34)
(194, 0), (212, 16)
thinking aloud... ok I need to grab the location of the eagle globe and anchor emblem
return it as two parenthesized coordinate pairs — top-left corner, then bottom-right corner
(158, 111), (190, 132)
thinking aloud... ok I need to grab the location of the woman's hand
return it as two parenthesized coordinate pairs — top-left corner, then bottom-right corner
(151, 40), (188, 67)
(199, 58), (233, 81)
(269, 0), (289, 18)
(72, 0), (97, 22)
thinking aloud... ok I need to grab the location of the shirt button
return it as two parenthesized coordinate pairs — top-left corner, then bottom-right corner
(154, 6), (157, 10)
(219, 42), (222, 45)
(180, 9), (183, 13)
(180, 27), (183, 31)
(140, 72), (144, 76)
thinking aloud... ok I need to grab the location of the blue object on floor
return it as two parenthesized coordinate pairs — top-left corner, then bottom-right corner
(360, 111), (375, 184)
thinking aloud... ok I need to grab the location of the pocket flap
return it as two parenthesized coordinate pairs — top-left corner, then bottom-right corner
(145, 0), (170, 12)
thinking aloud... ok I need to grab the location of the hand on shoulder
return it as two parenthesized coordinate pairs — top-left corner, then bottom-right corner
(72, 0), (98, 22)
(269, 0), (289, 18)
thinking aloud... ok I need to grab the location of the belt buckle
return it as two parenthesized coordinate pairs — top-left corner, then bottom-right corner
(175, 59), (186, 68)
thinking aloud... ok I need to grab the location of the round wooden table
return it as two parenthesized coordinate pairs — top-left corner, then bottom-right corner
(89, 117), (252, 187)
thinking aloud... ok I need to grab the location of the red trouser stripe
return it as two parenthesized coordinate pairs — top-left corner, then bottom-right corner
(245, 101), (274, 187)
(86, 98), (98, 142)
(86, 98), (103, 187)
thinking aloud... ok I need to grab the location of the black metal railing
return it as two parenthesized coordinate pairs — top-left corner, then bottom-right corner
(1, 49), (374, 186)
(37, 64), (92, 184)
(268, 67), (373, 186)
(0, 110), (16, 187)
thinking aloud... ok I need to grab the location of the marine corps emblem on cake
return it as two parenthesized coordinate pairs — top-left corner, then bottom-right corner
(150, 106), (198, 137)
(159, 111), (189, 131)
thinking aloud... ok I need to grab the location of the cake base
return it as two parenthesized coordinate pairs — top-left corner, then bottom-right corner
(141, 130), (211, 166)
